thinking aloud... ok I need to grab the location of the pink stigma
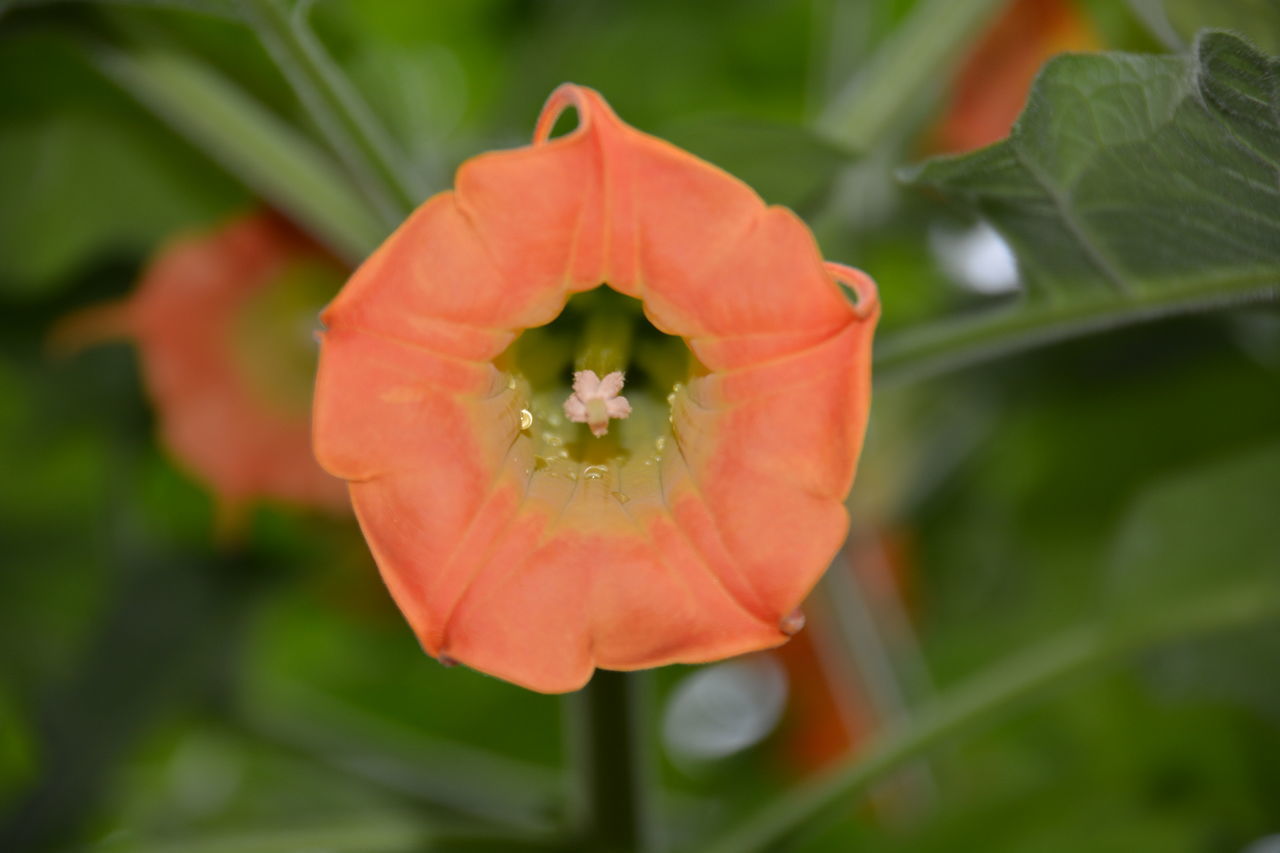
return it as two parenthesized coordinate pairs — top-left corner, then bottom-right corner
(564, 370), (632, 437)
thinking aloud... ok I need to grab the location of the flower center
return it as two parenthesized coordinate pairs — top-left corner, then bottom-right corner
(498, 287), (696, 480)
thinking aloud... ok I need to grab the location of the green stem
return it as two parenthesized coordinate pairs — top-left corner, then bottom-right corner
(566, 671), (652, 853)
(240, 0), (422, 226)
(697, 578), (1280, 853)
(873, 274), (1280, 386)
(816, 0), (1007, 151)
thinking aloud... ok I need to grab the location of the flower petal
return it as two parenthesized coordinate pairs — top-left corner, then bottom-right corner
(572, 368), (602, 398)
(604, 396), (632, 419)
(563, 395), (589, 422)
(596, 370), (626, 398)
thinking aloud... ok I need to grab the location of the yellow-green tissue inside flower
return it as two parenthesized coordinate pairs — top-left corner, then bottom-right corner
(499, 288), (699, 489)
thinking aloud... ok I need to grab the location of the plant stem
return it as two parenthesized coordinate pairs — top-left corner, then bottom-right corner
(566, 670), (652, 853)
(872, 274), (1280, 386)
(697, 577), (1280, 853)
(240, 0), (422, 227)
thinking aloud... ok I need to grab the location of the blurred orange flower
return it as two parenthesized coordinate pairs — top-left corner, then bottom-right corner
(57, 213), (350, 525)
(314, 85), (879, 693)
(777, 529), (917, 774)
(932, 0), (1100, 153)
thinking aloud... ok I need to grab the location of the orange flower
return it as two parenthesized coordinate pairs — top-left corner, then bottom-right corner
(56, 213), (350, 524)
(932, 0), (1100, 153)
(313, 85), (879, 693)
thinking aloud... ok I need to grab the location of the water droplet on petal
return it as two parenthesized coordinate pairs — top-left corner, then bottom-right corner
(519, 408), (533, 430)
(780, 609), (805, 636)
(583, 465), (608, 480)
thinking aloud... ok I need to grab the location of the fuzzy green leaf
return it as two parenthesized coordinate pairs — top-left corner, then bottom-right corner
(888, 31), (1280, 383)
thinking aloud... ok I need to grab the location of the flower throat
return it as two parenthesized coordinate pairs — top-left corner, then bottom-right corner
(498, 287), (697, 474)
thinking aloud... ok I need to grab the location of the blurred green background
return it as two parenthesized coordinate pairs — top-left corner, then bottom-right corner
(2, 1), (1280, 851)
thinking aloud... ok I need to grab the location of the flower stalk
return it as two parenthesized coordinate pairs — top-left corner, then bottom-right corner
(566, 671), (653, 853)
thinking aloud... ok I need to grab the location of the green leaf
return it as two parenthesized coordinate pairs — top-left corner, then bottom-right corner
(889, 31), (1280, 383)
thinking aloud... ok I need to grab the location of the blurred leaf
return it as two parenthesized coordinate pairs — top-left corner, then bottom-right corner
(240, 0), (425, 224)
(1108, 441), (1280, 611)
(344, 41), (467, 188)
(702, 433), (1280, 853)
(6, 0), (236, 17)
(0, 111), (238, 295)
(99, 723), (435, 852)
(0, 33), (243, 295)
(239, 682), (561, 831)
(1124, 0), (1186, 50)
(1164, 0), (1280, 54)
(99, 818), (427, 853)
(93, 44), (387, 262)
(0, 552), (253, 851)
(889, 31), (1280, 382)
(1108, 441), (1280, 720)
(818, 0), (1008, 151)
(699, 570), (1280, 853)
(659, 116), (848, 210)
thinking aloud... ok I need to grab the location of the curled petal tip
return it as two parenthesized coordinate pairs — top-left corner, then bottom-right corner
(825, 262), (879, 320)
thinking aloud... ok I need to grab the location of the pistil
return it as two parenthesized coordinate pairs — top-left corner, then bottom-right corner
(563, 302), (635, 439)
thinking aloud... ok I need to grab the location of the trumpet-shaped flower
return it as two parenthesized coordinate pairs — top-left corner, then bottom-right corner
(56, 213), (350, 524)
(313, 85), (879, 693)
